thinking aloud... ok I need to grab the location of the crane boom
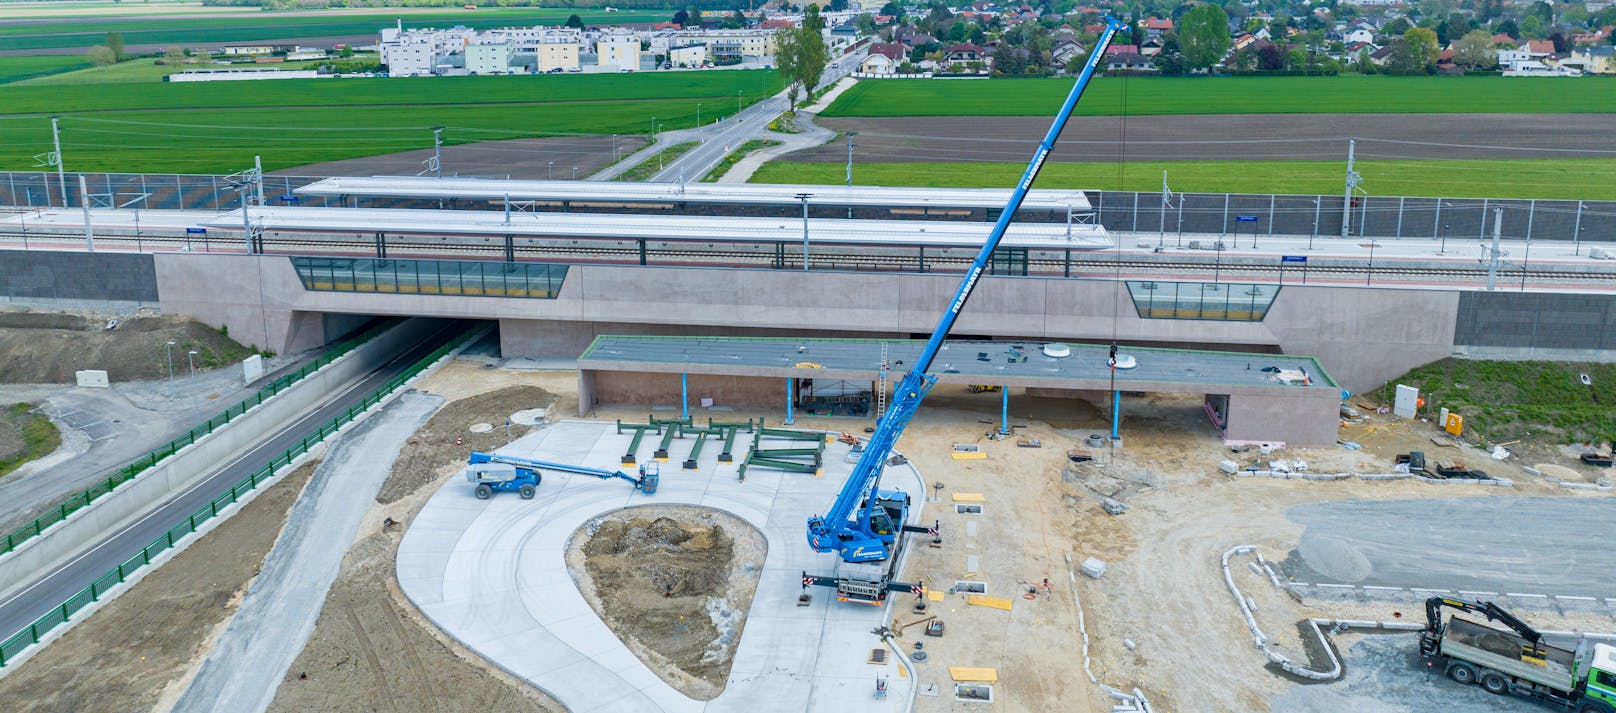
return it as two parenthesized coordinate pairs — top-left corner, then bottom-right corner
(806, 16), (1130, 563)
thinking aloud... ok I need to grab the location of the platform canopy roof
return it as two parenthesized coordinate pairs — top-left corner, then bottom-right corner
(204, 206), (1112, 250)
(292, 176), (1095, 212)
(579, 336), (1337, 390)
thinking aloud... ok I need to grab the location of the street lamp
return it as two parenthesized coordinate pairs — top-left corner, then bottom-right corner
(697, 102), (702, 126)
(650, 116), (657, 139)
(571, 166), (578, 180)
(187, 350), (198, 419)
(165, 341), (176, 388)
(548, 161), (554, 180)
(796, 193), (813, 271)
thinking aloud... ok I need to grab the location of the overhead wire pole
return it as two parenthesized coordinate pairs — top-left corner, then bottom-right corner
(431, 126), (444, 178)
(1158, 170), (1170, 248)
(51, 116), (66, 209)
(1341, 138), (1359, 239)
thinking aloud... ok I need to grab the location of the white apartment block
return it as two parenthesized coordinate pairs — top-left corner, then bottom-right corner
(596, 31), (641, 71)
(467, 39), (513, 75)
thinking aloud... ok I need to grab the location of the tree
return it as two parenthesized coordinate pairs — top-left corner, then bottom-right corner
(87, 45), (116, 66)
(1494, 18), (1519, 39)
(1451, 29), (1495, 68)
(804, 4), (826, 32)
(1549, 32), (1568, 53)
(1387, 26), (1438, 73)
(1178, 4), (1231, 70)
(828, 0), (847, 11)
(1231, 46), (1256, 71)
(104, 31), (125, 61)
(161, 46), (185, 65)
(1258, 43), (1283, 70)
(565, 14), (584, 29)
(1529, 1), (1553, 27)
(723, 11), (747, 29)
(879, 1), (902, 18)
(340, 45), (355, 58)
(775, 25), (827, 107)
(1353, 46), (1376, 74)
(855, 12), (875, 34)
(671, 9), (689, 27)
(1129, 13), (1144, 47)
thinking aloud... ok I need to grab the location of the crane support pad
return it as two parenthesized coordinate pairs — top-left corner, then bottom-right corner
(966, 594), (1014, 611)
(951, 451), (988, 460)
(951, 492), (986, 503)
(949, 667), (1000, 683)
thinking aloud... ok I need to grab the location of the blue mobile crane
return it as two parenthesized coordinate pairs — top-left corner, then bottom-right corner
(465, 451), (658, 499)
(800, 16), (1130, 604)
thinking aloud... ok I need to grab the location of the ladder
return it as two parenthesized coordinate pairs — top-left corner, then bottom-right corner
(876, 344), (889, 420)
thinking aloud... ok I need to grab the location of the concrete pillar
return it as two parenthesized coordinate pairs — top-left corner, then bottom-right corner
(681, 372), (689, 420)
(999, 386), (1009, 435)
(1110, 390), (1121, 440)
(784, 377), (795, 425)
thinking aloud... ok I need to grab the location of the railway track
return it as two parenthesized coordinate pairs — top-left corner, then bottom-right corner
(5, 230), (1614, 284)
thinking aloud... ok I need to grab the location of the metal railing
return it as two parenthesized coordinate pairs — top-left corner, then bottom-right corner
(0, 318), (397, 557)
(0, 325), (477, 668)
(290, 256), (569, 299)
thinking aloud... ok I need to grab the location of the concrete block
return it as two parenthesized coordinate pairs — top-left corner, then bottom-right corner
(242, 354), (264, 383)
(1080, 557), (1107, 579)
(74, 370), (109, 388)
(1219, 460), (1239, 474)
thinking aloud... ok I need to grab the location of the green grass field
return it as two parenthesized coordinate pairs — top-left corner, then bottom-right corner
(752, 159), (1616, 201)
(1394, 358), (1616, 442)
(0, 7), (668, 51)
(0, 55), (91, 84)
(0, 71), (783, 173)
(821, 75), (1616, 117)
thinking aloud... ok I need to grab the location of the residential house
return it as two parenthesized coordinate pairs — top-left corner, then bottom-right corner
(1233, 33), (1258, 52)
(1343, 26), (1375, 45)
(1370, 44), (1395, 66)
(944, 43), (985, 63)
(1143, 16), (1173, 33)
(1104, 51), (1155, 71)
(1490, 33), (1517, 46)
(1050, 37), (1086, 68)
(860, 41), (908, 73)
(893, 27), (935, 47)
(1105, 44), (1140, 55)
(760, 18), (796, 30)
(1570, 26), (1613, 45)
(1140, 35), (1164, 55)
(1560, 45), (1615, 74)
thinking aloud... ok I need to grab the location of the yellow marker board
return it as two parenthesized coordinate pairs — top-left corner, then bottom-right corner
(966, 594), (1014, 611)
(927, 590), (945, 602)
(949, 667), (1000, 683)
(951, 492), (985, 503)
(951, 451), (987, 460)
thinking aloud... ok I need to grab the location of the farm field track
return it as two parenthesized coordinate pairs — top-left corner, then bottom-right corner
(803, 113), (1616, 163)
(0, 72), (781, 173)
(821, 75), (1616, 117)
(0, 8), (666, 52)
(753, 159), (1616, 201)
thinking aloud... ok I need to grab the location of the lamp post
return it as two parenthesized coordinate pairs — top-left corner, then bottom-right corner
(187, 350), (198, 419)
(796, 192), (813, 271)
(650, 116), (657, 138)
(697, 102), (702, 126)
(572, 166), (578, 180)
(165, 340), (176, 391)
(548, 162), (554, 180)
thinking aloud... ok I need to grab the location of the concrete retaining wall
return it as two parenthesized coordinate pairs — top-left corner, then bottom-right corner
(0, 249), (158, 305)
(0, 318), (439, 604)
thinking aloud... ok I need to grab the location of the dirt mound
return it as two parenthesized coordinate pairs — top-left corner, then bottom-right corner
(1296, 534), (1373, 583)
(376, 385), (556, 504)
(567, 506), (766, 700)
(0, 308), (256, 383)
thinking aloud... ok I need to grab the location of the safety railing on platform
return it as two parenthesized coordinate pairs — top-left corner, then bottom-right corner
(0, 318), (399, 558)
(0, 325), (477, 668)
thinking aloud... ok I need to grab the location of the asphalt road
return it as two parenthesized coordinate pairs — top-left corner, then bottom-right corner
(1279, 497), (1616, 597)
(647, 52), (865, 184)
(0, 320), (463, 644)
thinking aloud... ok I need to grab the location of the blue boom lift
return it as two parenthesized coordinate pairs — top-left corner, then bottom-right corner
(800, 16), (1130, 604)
(465, 451), (658, 499)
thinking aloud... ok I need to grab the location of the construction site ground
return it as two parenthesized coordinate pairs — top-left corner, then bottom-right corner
(3, 354), (1610, 713)
(0, 307), (259, 384)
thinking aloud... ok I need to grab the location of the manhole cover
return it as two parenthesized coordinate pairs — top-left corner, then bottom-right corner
(469, 422), (493, 433)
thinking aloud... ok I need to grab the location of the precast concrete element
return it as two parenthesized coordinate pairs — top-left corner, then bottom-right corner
(1222, 545), (1341, 681)
(398, 420), (922, 713)
(0, 319), (441, 606)
(172, 393), (443, 713)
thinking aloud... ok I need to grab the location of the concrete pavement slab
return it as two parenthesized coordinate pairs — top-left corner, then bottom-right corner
(171, 391), (443, 713)
(399, 420), (924, 712)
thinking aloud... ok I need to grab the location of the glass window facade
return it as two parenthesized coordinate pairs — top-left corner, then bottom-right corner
(1126, 280), (1279, 321)
(290, 257), (568, 299)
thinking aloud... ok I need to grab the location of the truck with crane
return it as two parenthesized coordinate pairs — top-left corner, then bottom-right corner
(797, 15), (1130, 605)
(1421, 596), (1616, 712)
(464, 451), (658, 499)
